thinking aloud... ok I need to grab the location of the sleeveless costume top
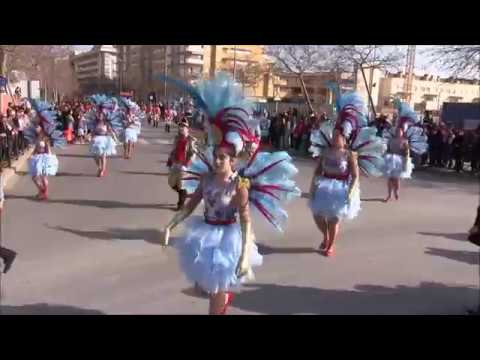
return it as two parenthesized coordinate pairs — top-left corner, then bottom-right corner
(95, 122), (108, 136)
(322, 149), (350, 181)
(202, 173), (239, 225)
(388, 138), (407, 156)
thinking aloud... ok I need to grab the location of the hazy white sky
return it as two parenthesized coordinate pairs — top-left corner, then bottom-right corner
(72, 45), (447, 76)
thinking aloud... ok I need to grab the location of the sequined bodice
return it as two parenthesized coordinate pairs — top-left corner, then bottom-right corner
(203, 173), (238, 222)
(95, 123), (107, 135)
(35, 140), (47, 153)
(323, 149), (349, 176)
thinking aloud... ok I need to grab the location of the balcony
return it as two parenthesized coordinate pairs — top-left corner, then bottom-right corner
(185, 56), (204, 65)
(77, 73), (99, 80)
(185, 45), (204, 54)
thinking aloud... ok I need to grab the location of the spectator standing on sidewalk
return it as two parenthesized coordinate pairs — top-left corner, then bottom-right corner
(452, 129), (465, 173)
(5, 109), (18, 161)
(14, 107), (29, 155)
(292, 116), (306, 151)
(283, 113), (292, 149)
(445, 128), (455, 169)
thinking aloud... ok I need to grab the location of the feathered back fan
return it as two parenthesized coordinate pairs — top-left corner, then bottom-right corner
(326, 82), (369, 143)
(117, 96), (139, 115)
(87, 94), (123, 134)
(158, 72), (258, 156)
(26, 99), (66, 148)
(394, 98), (420, 131)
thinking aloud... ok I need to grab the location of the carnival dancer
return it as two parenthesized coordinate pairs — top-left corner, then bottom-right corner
(86, 95), (122, 177)
(118, 97), (141, 160)
(146, 102), (153, 126)
(76, 110), (88, 144)
(161, 73), (300, 314)
(164, 106), (172, 133)
(152, 103), (160, 128)
(167, 119), (197, 210)
(23, 99), (65, 201)
(381, 100), (428, 202)
(309, 84), (386, 257)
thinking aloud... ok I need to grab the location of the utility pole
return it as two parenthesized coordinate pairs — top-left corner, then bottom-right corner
(232, 45), (237, 81)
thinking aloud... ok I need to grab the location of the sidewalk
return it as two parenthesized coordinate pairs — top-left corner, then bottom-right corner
(2, 147), (34, 191)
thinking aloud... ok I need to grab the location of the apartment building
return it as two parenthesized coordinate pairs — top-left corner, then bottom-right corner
(70, 45), (118, 94)
(377, 72), (480, 114)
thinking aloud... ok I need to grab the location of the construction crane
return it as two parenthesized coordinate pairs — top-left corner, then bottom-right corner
(403, 45), (416, 105)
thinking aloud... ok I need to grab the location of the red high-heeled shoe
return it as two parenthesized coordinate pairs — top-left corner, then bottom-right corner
(220, 292), (235, 315)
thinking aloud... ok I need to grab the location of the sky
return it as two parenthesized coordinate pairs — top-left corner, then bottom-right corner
(72, 45), (449, 77)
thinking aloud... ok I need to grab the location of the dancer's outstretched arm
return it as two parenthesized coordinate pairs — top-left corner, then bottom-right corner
(162, 178), (204, 245)
(235, 178), (252, 278)
(348, 151), (359, 202)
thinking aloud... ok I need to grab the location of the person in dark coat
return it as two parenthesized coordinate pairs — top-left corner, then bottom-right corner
(452, 130), (465, 173)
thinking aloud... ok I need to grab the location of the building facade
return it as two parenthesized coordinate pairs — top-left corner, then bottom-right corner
(376, 72), (480, 114)
(203, 45), (275, 101)
(273, 71), (356, 115)
(70, 45), (119, 94)
(119, 45), (206, 101)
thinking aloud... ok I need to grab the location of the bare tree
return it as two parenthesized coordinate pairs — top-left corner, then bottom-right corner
(220, 61), (267, 96)
(267, 45), (331, 112)
(330, 45), (404, 118)
(0, 45), (20, 77)
(424, 45), (480, 78)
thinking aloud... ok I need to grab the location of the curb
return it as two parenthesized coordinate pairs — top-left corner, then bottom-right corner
(2, 147), (34, 191)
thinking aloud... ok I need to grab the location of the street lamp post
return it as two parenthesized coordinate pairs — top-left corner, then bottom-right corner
(232, 45), (237, 81)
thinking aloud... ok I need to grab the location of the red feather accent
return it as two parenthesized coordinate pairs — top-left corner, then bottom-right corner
(352, 140), (372, 151)
(251, 185), (281, 200)
(250, 158), (286, 179)
(250, 197), (276, 227)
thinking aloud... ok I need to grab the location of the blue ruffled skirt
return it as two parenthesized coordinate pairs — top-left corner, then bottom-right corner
(89, 135), (117, 157)
(175, 216), (263, 294)
(124, 128), (138, 143)
(29, 153), (59, 177)
(309, 177), (361, 220)
(383, 154), (413, 179)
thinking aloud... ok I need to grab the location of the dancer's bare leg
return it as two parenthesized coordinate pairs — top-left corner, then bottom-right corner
(326, 218), (340, 256)
(40, 176), (49, 200)
(32, 176), (43, 197)
(102, 155), (107, 175)
(128, 142), (133, 159)
(94, 157), (101, 176)
(313, 215), (328, 251)
(394, 178), (400, 200)
(209, 292), (228, 315)
(385, 178), (393, 202)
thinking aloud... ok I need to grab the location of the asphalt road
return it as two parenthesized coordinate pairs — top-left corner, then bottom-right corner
(1, 125), (478, 314)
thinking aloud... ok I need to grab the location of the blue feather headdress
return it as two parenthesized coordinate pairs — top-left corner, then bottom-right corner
(158, 72), (259, 155)
(309, 82), (386, 177)
(24, 99), (66, 148)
